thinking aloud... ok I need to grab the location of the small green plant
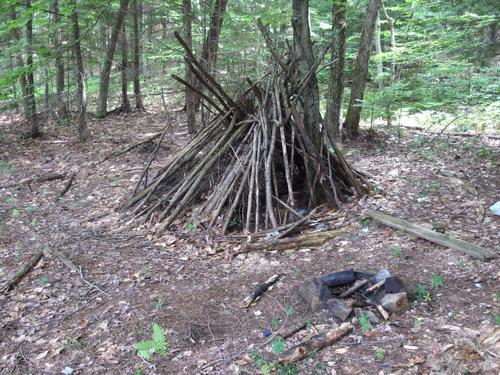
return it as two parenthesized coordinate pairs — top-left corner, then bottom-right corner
(392, 244), (402, 257)
(430, 274), (443, 289)
(416, 284), (432, 302)
(11, 208), (20, 218)
(133, 369), (143, 375)
(185, 222), (197, 233)
(154, 299), (163, 310)
(494, 313), (500, 326)
(306, 320), (314, 329)
(359, 312), (372, 332)
(374, 349), (385, 361)
(135, 322), (168, 360)
(312, 360), (328, 375)
(284, 304), (295, 317)
(250, 351), (273, 375)
(66, 336), (84, 349)
(271, 338), (286, 354)
(271, 316), (282, 329)
(228, 217), (239, 227)
(458, 257), (466, 268)
(0, 161), (15, 175)
(38, 275), (49, 286)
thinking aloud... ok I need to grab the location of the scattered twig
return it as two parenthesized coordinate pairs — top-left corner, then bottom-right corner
(0, 173), (66, 190)
(101, 132), (162, 162)
(1, 251), (43, 293)
(241, 274), (282, 308)
(340, 279), (368, 298)
(366, 279), (385, 293)
(57, 172), (76, 198)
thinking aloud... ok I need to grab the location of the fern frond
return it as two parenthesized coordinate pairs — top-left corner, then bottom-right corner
(152, 322), (168, 354)
(135, 340), (155, 360)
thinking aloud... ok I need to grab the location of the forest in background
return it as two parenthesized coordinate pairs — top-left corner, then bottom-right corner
(0, 0), (499, 140)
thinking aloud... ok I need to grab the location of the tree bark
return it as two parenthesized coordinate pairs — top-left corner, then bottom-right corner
(25, 0), (39, 138)
(324, 0), (347, 142)
(183, 0), (196, 134)
(96, 0), (130, 118)
(52, 0), (67, 116)
(70, 0), (90, 142)
(193, 0), (229, 110)
(375, 13), (383, 89)
(120, 22), (131, 112)
(132, 0), (145, 110)
(292, 0), (321, 148)
(10, 6), (29, 118)
(344, 0), (381, 137)
(381, 1), (396, 85)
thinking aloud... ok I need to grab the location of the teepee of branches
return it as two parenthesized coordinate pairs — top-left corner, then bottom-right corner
(122, 32), (370, 235)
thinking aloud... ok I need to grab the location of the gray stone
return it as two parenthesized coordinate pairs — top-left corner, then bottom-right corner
(363, 310), (381, 325)
(298, 278), (328, 311)
(325, 298), (352, 321)
(373, 269), (391, 283)
(380, 292), (409, 314)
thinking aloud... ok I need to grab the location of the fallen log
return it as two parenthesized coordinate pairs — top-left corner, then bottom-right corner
(1, 251), (43, 293)
(366, 209), (496, 260)
(278, 322), (353, 364)
(235, 227), (349, 255)
(0, 173), (66, 189)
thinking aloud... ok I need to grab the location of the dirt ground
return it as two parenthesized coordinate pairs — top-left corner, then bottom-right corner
(0, 109), (498, 375)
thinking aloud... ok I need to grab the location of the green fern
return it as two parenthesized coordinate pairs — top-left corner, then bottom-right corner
(135, 322), (168, 360)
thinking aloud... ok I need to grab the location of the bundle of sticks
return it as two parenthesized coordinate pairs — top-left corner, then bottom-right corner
(122, 32), (369, 235)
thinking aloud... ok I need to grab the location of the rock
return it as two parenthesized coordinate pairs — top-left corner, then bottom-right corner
(325, 298), (352, 321)
(373, 269), (391, 283)
(490, 201), (500, 216)
(380, 292), (409, 314)
(298, 278), (329, 311)
(363, 310), (381, 325)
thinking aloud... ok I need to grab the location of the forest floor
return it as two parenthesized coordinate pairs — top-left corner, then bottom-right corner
(0, 107), (499, 375)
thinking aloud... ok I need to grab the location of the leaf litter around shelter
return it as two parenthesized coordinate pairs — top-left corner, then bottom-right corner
(0, 108), (498, 374)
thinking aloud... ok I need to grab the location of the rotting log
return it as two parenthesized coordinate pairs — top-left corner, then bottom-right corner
(278, 322), (353, 364)
(366, 209), (496, 260)
(235, 227), (349, 255)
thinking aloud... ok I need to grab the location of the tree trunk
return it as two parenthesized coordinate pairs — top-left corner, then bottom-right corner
(120, 22), (131, 112)
(70, 0), (90, 142)
(183, 0), (196, 134)
(381, 1), (396, 84)
(52, 0), (67, 116)
(25, 0), (39, 138)
(96, 0), (130, 118)
(375, 13), (383, 89)
(291, 0), (321, 149)
(193, 0), (229, 110)
(344, 0), (381, 137)
(10, 6), (29, 118)
(132, 0), (145, 110)
(324, 0), (347, 142)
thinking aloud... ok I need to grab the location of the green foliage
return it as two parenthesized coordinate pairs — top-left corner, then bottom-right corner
(359, 312), (372, 333)
(11, 208), (20, 218)
(495, 314), (500, 326)
(135, 322), (168, 360)
(185, 222), (197, 233)
(416, 284), (432, 302)
(271, 338), (286, 354)
(271, 316), (282, 329)
(0, 161), (15, 175)
(38, 275), (49, 286)
(430, 274), (444, 289)
(284, 304), (295, 317)
(392, 244), (402, 257)
(374, 349), (385, 361)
